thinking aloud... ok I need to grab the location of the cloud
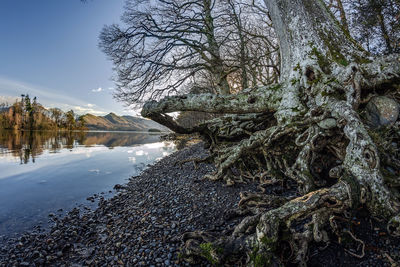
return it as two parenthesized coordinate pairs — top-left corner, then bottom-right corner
(70, 105), (107, 115)
(91, 87), (103, 93)
(67, 103), (107, 115)
(108, 87), (114, 90)
(0, 95), (19, 105)
(0, 76), (126, 116)
(0, 76), (85, 106)
(122, 106), (141, 116)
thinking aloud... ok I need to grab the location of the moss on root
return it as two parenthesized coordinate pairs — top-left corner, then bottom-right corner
(249, 245), (273, 267)
(311, 47), (331, 74)
(199, 242), (223, 265)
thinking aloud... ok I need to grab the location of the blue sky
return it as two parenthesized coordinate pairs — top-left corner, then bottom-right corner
(0, 0), (135, 116)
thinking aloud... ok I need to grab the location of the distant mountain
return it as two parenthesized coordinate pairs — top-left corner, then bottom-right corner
(82, 113), (170, 132)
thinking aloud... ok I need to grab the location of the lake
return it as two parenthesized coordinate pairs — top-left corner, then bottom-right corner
(0, 130), (175, 239)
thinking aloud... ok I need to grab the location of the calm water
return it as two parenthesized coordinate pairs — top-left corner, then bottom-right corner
(0, 130), (175, 238)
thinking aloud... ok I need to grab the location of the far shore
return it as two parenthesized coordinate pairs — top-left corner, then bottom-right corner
(0, 128), (170, 134)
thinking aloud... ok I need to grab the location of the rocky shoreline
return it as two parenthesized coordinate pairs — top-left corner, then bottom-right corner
(0, 143), (256, 266)
(1, 143), (399, 266)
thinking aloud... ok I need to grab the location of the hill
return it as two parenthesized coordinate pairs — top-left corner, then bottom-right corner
(82, 113), (169, 132)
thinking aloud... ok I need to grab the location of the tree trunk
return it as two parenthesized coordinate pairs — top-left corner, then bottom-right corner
(328, 0), (350, 33)
(336, 0), (349, 33)
(142, 0), (400, 265)
(203, 0), (231, 95)
(375, 1), (393, 53)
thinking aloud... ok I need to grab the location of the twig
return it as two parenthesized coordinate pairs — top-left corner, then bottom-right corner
(384, 252), (397, 267)
(343, 230), (365, 259)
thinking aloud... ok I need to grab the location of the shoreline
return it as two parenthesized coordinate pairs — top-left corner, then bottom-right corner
(1, 143), (399, 266)
(0, 143), (255, 266)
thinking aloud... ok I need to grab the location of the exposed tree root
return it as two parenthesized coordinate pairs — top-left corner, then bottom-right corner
(180, 181), (351, 266)
(141, 17), (400, 265)
(341, 230), (365, 259)
(176, 155), (214, 169)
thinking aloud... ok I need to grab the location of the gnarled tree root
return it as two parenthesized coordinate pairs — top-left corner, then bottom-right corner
(181, 181), (352, 266)
(142, 53), (400, 265)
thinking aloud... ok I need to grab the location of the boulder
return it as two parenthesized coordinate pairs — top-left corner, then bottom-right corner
(365, 96), (399, 128)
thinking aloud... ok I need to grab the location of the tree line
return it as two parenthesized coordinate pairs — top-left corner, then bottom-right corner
(0, 95), (86, 131)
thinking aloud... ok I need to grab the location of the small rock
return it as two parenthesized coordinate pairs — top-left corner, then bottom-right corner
(51, 230), (61, 236)
(32, 250), (40, 258)
(114, 184), (124, 190)
(317, 118), (337, 129)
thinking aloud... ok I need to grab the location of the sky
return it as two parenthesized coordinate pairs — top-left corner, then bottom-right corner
(0, 0), (137, 116)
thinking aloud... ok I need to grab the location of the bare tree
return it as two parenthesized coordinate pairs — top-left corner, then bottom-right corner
(326, 0), (400, 54)
(351, 0), (400, 54)
(222, 0), (280, 90)
(49, 108), (64, 127)
(326, 0), (350, 32)
(100, 0), (279, 104)
(142, 0), (400, 265)
(100, 0), (231, 103)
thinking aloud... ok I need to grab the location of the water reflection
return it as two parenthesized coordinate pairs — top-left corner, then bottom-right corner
(0, 130), (162, 164)
(0, 130), (174, 238)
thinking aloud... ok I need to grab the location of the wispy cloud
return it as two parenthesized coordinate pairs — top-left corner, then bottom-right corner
(91, 87), (103, 93)
(0, 77), (81, 105)
(0, 95), (19, 105)
(57, 103), (106, 115)
(0, 76), (109, 115)
(72, 104), (106, 115)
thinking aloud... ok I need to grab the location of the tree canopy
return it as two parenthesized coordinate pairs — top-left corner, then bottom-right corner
(326, 0), (400, 54)
(100, 0), (279, 104)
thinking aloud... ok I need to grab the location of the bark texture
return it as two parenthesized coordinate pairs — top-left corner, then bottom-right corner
(142, 0), (400, 265)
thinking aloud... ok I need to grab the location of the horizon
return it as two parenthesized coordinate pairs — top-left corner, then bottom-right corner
(0, 0), (141, 117)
